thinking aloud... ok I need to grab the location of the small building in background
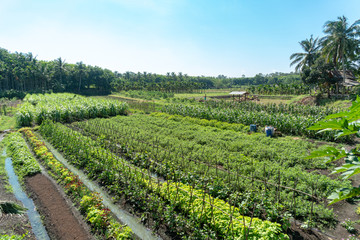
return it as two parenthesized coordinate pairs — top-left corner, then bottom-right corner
(229, 91), (249, 102)
(332, 70), (360, 93)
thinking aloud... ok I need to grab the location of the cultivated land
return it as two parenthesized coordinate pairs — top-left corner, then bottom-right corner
(0, 92), (359, 240)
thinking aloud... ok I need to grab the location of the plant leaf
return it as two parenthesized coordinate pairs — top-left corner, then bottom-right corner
(328, 187), (360, 205)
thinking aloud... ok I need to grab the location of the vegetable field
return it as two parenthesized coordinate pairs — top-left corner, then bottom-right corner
(70, 113), (349, 228)
(16, 93), (128, 126)
(3, 92), (356, 239)
(39, 119), (288, 239)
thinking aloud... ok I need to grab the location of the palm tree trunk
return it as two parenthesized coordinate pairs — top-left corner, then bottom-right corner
(336, 83), (339, 95)
(342, 60), (346, 96)
(78, 75), (82, 93)
(342, 44), (346, 95)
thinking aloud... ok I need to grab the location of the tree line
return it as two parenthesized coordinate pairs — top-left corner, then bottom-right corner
(290, 16), (360, 97)
(248, 83), (311, 95)
(0, 47), (302, 98)
(111, 71), (301, 91)
(0, 48), (114, 97)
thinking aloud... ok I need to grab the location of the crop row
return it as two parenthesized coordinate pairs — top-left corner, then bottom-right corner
(40, 120), (288, 239)
(161, 103), (344, 141)
(21, 128), (133, 239)
(6, 132), (41, 179)
(72, 114), (350, 227)
(202, 100), (339, 117)
(154, 112), (249, 133)
(16, 93), (128, 126)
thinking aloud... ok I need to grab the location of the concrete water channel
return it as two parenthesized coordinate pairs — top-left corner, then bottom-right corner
(41, 135), (161, 240)
(1, 133), (50, 240)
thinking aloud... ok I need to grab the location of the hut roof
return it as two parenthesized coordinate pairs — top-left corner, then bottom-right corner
(229, 91), (248, 95)
(343, 79), (360, 87)
(331, 70), (360, 87)
(332, 70), (356, 81)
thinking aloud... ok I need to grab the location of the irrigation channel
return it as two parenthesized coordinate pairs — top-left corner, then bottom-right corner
(40, 135), (161, 240)
(1, 133), (50, 240)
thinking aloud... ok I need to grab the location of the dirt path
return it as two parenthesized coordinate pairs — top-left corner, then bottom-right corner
(25, 174), (92, 240)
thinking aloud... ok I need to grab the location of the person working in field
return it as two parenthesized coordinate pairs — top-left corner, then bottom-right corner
(265, 125), (275, 137)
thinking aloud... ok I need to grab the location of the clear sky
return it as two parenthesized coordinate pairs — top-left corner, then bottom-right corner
(0, 0), (359, 77)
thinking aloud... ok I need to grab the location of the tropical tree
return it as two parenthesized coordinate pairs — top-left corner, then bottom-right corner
(75, 61), (86, 93)
(301, 57), (340, 97)
(290, 35), (320, 72)
(320, 16), (360, 81)
(53, 57), (67, 91)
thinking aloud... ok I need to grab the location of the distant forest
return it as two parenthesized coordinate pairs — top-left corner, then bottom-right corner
(0, 47), (301, 98)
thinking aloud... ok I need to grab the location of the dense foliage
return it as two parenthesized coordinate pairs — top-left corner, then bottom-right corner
(112, 72), (302, 90)
(248, 83), (311, 95)
(0, 47), (303, 95)
(0, 49), (114, 94)
(291, 16), (360, 94)
(15, 93), (128, 126)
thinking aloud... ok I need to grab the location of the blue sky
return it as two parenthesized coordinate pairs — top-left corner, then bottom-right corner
(0, 0), (359, 77)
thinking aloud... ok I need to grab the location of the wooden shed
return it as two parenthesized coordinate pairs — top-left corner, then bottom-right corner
(229, 91), (249, 101)
(331, 70), (360, 95)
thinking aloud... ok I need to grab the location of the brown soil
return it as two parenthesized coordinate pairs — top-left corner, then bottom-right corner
(288, 222), (331, 240)
(302, 164), (360, 239)
(326, 200), (360, 239)
(325, 174), (360, 239)
(25, 174), (92, 240)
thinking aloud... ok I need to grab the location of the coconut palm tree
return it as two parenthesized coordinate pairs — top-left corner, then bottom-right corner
(75, 61), (86, 93)
(320, 16), (360, 83)
(290, 35), (320, 72)
(321, 16), (360, 66)
(54, 57), (67, 87)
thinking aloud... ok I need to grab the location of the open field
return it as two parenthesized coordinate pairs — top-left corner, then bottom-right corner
(1, 92), (360, 240)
